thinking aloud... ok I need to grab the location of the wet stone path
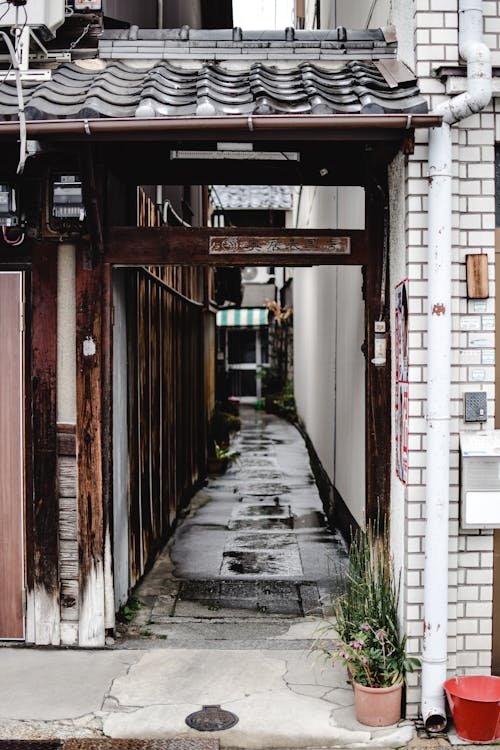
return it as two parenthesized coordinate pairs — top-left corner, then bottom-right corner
(116, 408), (347, 649)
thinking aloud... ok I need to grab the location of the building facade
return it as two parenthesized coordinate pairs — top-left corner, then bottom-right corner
(1, 0), (498, 725)
(293, 0), (498, 721)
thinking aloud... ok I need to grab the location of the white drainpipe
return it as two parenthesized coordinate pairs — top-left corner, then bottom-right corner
(422, 0), (491, 731)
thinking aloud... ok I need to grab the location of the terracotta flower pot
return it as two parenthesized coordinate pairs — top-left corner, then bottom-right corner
(207, 457), (228, 474)
(353, 680), (403, 727)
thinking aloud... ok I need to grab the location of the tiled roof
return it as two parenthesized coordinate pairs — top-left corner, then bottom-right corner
(211, 185), (294, 211)
(0, 58), (427, 121)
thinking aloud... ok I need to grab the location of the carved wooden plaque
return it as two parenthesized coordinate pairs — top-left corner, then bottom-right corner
(209, 236), (351, 255)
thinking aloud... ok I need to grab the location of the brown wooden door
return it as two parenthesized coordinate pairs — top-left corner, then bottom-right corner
(0, 272), (24, 639)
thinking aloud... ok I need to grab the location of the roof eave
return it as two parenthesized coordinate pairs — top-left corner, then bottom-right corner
(0, 113), (442, 141)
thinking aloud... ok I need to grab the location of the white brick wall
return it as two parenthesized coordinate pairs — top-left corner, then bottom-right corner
(390, 0), (498, 716)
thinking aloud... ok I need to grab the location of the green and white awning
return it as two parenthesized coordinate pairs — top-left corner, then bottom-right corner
(216, 308), (268, 327)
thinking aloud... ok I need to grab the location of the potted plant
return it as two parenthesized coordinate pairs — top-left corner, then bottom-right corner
(207, 441), (240, 474)
(206, 403), (241, 474)
(313, 523), (420, 727)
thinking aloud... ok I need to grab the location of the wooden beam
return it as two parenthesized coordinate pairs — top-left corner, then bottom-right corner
(76, 243), (105, 646)
(106, 227), (369, 266)
(365, 173), (391, 529)
(30, 242), (60, 645)
(80, 146), (105, 259)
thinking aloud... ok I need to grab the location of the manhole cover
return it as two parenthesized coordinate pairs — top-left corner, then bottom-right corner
(185, 704), (239, 732)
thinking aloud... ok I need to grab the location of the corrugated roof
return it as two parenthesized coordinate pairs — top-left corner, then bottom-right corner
(211, 185), (293, 211)
(0, 58), (427, 121)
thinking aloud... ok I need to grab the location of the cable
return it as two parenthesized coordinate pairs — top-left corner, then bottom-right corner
(70, 22), (91, 50)
(2, 225), (24, 245)
(162, 198), (191, 228)
(0, 8), (27, 174)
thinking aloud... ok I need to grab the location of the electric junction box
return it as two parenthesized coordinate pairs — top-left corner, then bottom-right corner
(460, 431), (500, 529)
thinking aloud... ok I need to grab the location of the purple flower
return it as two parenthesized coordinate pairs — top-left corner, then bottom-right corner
(360, 656), (369, 665)
(360, 623), (370, 632)
(351, 639), (364, 651)
(375, 629), (386, 642)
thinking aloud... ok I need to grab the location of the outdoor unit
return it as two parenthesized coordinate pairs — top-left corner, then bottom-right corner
(241, 267), (275, 285)
(0, 0), (66, 39)
(460, 431), (500, 529)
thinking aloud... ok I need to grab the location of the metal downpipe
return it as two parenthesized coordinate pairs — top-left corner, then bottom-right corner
(421, 0), (491, 731)
(422, 121), (452, 731)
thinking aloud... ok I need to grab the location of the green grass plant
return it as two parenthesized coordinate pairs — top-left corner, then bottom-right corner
(313, 521), (419, 687)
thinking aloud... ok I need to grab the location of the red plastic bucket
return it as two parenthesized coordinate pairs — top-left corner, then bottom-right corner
(444, 676), (500, 743)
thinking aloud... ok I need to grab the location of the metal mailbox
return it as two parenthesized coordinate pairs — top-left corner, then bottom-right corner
(460, 431), (500, 529)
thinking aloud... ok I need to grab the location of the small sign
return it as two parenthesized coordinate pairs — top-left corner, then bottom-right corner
(74, 0), (102, 9)
(83, 336), (96, 357)
(460, 317), (481, 331)
(470, 334), (494, 348)
(483, 315), (495, 331)
(473, 300), (488, 313)
(482, 349), (495, 365)
(470, 368), (486, 381)
(209, 236), (351, 255)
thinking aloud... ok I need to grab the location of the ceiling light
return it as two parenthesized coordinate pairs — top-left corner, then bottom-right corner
(171, 150), (299, 161)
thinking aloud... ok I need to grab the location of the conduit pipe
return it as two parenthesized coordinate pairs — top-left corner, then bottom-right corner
(422, 0), (491, 732)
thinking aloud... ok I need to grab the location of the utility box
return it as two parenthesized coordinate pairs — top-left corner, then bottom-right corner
(0, 0), (66, 39)
(461, 432), (500, 529)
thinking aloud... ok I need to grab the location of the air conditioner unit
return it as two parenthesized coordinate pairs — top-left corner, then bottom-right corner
(0, 0), (66, 39)
(241, 267), (275, 285)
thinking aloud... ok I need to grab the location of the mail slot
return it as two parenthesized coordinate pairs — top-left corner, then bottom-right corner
(461, 431), (500, 529)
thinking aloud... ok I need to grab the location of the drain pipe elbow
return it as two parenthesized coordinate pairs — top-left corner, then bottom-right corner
(438, 0), (492, 124)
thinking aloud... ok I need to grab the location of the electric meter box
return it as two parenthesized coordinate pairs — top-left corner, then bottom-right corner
(0, 1), (66, 39)
(460, 431), (500, 529)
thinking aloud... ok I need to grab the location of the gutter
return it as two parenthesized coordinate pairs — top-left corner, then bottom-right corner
(0, 113), (442, 140)
(422, 0), (492, 732)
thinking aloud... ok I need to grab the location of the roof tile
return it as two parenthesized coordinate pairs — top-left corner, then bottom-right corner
(0, 36), (427, 121)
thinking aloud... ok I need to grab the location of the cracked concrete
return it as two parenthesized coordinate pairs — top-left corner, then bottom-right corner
(0, 411), (418, 747)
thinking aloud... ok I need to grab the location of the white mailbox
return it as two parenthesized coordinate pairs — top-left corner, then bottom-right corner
(461, 431), (500, 529)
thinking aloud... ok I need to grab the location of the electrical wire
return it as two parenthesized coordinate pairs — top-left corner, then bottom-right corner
(2, 225), (24, 245)
(0, 6), (28, 174)
(70, 22), (91, 50)
(162, 198), (192, 228)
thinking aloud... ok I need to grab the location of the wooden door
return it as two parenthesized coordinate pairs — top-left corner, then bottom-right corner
(0, 272), (24, 639)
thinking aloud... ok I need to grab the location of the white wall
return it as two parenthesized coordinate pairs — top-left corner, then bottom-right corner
(294, 266), (337, 480)
(57, 244), (76, 425)
(334, 0), (389, 29)
(293, 186), (366, 525)
(334, 266), (366, 526)
(112, 270), (130, 610)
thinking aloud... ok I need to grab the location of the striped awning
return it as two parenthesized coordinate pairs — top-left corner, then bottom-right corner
(216, 308), (268, 327)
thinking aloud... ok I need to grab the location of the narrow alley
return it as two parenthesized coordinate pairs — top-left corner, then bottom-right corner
(117, 407), (347, 647)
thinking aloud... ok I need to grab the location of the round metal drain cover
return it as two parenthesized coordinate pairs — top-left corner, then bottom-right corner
(185, 705), (239, 732)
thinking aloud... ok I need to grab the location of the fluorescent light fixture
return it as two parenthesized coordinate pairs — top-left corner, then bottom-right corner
(171, 150), (299, 161)
(217, 142), (253, 151)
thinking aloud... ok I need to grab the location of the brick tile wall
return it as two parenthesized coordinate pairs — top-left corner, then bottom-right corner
(396, 0), (498, 715)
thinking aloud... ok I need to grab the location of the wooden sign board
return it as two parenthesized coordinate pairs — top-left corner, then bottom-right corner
(209, 236), (351, 256)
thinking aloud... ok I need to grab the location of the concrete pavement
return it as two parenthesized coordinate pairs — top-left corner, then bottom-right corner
(0, 645), (416, 746)
(0, 410), (451, 747)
